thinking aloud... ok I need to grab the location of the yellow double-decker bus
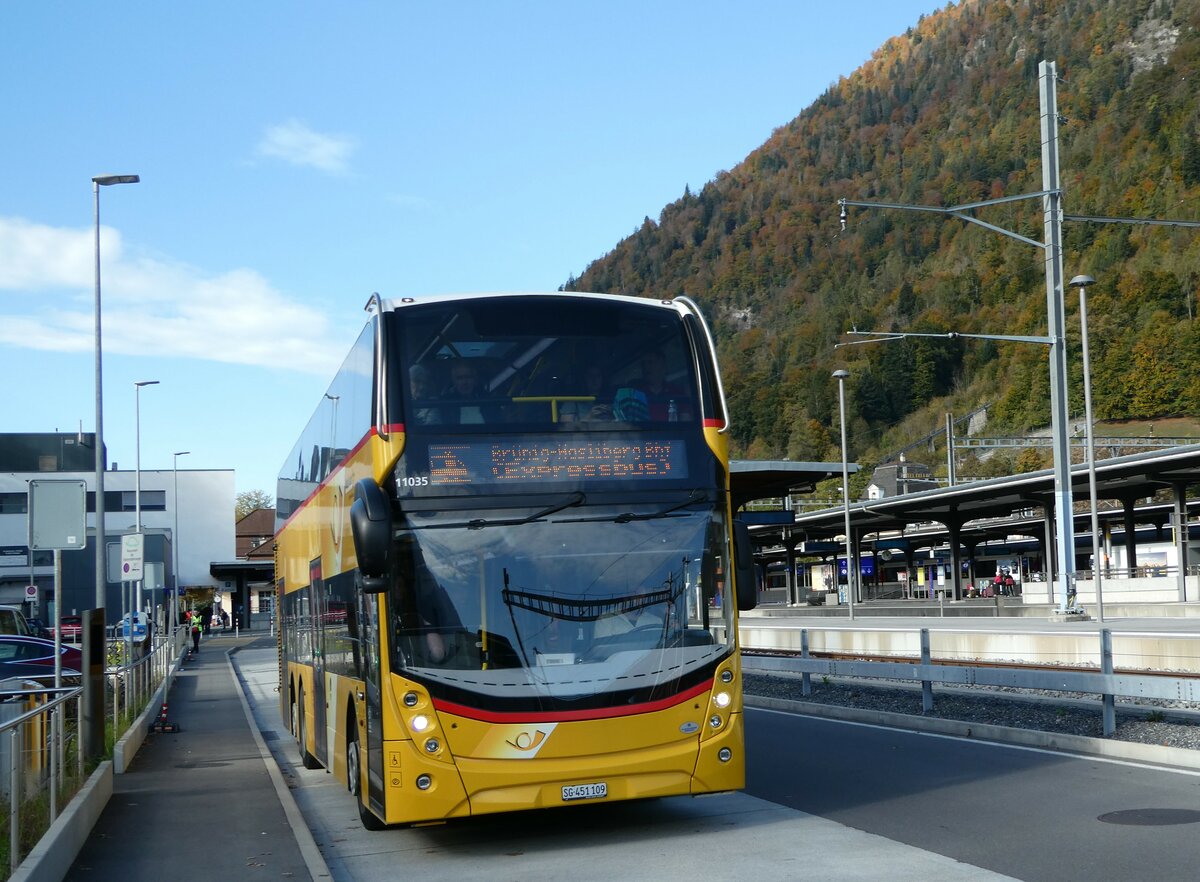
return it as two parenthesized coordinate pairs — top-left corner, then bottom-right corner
(276, 291), (757, 828)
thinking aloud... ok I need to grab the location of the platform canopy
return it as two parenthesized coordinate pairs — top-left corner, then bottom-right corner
(730, 460), (854, 512)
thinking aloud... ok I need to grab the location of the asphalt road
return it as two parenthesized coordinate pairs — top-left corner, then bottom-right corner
(746, 707), (1200, 882)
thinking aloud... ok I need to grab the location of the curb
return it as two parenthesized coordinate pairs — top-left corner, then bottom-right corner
(745, 694), (1200, 771)
(9, 761), (113, 882)
(226, 647), (333, 882)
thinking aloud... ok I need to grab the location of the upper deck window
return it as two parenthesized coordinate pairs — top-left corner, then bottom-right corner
(390, 296), (699, 432)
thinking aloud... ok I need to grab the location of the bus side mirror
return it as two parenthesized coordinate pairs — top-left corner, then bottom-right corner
(733, 520), (757, 611)
(350, 478), (392, 594)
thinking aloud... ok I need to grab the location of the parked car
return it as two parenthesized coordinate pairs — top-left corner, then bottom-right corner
(0, 635), (83, 683)
(54, 615), (83, 643)
(0, 606), (33, 637)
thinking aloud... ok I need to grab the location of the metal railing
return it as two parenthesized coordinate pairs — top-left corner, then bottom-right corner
(0, 685), (83, 876)
(0, 630), (185, 877)
(109, 632), (180, 734)
(742, 625), (1200, 739)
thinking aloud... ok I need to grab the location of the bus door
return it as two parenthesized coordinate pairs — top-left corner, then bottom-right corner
(358, 590), (385, 814)
(310, 559), (328, 764)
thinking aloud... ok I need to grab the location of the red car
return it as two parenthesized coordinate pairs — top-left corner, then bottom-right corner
(54, 616), (83, 643)
(0, 635), (83, 682)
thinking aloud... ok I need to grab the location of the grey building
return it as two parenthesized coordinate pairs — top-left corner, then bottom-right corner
(867, 454), (939, 500)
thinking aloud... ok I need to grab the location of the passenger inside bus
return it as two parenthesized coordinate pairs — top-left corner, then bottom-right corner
(558, 364), (613, 423)
(613, 350), (692, 422)
(441, 360), (500, 424)
(408, 363), (442, 425)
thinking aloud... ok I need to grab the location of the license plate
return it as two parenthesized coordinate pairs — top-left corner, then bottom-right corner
(562, 782), (607, 801)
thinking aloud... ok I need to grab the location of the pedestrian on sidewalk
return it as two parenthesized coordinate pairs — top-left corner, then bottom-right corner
(191, 616), (202, 653)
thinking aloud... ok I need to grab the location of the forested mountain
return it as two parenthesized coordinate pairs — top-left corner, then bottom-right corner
(566, 0), (1200, 477)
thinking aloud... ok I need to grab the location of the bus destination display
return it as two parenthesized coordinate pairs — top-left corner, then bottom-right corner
(427, 439), (687, 486)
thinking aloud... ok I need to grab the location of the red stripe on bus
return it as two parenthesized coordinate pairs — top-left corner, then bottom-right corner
(702, 418), (723, 428)
(431, 678), (713, 724)
(275, 423), (405, 534)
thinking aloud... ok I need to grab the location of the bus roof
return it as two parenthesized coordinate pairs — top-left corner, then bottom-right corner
(379, 291), (683, 313)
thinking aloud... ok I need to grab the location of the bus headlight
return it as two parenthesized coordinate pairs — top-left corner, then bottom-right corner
(424, 738), (441, 754)
(718, 747), (732, 762)
(404, 692), (419, 707)
(720, 669), (733, 683)
(713, 691), (731, 708)
(411, 714), (431, 733)
(416, 774), (432, 790)
(710, 714), (723, 729)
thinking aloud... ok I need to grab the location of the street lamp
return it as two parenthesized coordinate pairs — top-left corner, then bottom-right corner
(92, 174), (139, 615)
(172, 450), (190, 643)
(89, 173), (138, 762)
(134, 380), (159, 619)
(833, 369), (856, 621)
(1071, 274), (1104, 622)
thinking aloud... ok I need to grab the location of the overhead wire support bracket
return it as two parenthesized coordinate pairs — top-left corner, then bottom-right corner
(837, 192), (1055, 250)
(835, 329), (1054, 349)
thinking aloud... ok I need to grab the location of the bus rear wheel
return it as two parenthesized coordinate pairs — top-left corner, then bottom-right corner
(347, 726), (386, 830)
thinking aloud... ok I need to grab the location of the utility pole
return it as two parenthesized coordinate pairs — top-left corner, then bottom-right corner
(1038, 60), (1076, 612)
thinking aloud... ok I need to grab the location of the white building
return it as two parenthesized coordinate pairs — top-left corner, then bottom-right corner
(0, 433), (234, 624)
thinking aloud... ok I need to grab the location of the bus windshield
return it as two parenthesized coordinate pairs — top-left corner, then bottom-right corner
(388, 497), (735, 710)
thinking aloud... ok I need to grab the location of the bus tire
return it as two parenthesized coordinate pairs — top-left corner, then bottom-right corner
(347, 724), (387, 830)
(295, 685), (321, 770)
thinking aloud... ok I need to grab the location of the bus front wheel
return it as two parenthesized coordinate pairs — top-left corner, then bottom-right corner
(347, 724), (386, 830)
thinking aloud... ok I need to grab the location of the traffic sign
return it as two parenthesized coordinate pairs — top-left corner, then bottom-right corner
(28, 480), (87, 550)
(121, 533), (145, 581)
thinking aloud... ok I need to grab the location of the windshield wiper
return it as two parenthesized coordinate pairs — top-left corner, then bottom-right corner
(614, 489), (708, 523)
(465, 491), (587, 530)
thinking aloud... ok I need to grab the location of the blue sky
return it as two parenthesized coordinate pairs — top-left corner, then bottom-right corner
(1, 1), (943, 500)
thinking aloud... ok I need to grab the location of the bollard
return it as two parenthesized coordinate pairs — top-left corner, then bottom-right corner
(1100, 628), (1116, 736)
(920, 628), (934, 713)
(151, 699), (180, 734)
(801, 629), (811, 697)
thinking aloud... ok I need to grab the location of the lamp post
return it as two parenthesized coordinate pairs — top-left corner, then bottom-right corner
(1071, 274), (1104, 621)
(89, 173), (138, 761)
(833, 369), (856, 621)
(172, 450), (190, 643)
(134, 380), (159, 619)
(93, 174), (139, 613)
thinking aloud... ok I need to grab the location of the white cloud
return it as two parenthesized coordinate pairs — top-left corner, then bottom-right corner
(255, 119), (356, 174)
(0, 216), (343, 376)
(0, 217), (98, 288)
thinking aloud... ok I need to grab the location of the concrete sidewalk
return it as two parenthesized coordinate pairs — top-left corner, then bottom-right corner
(65, 634), (328, 882)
